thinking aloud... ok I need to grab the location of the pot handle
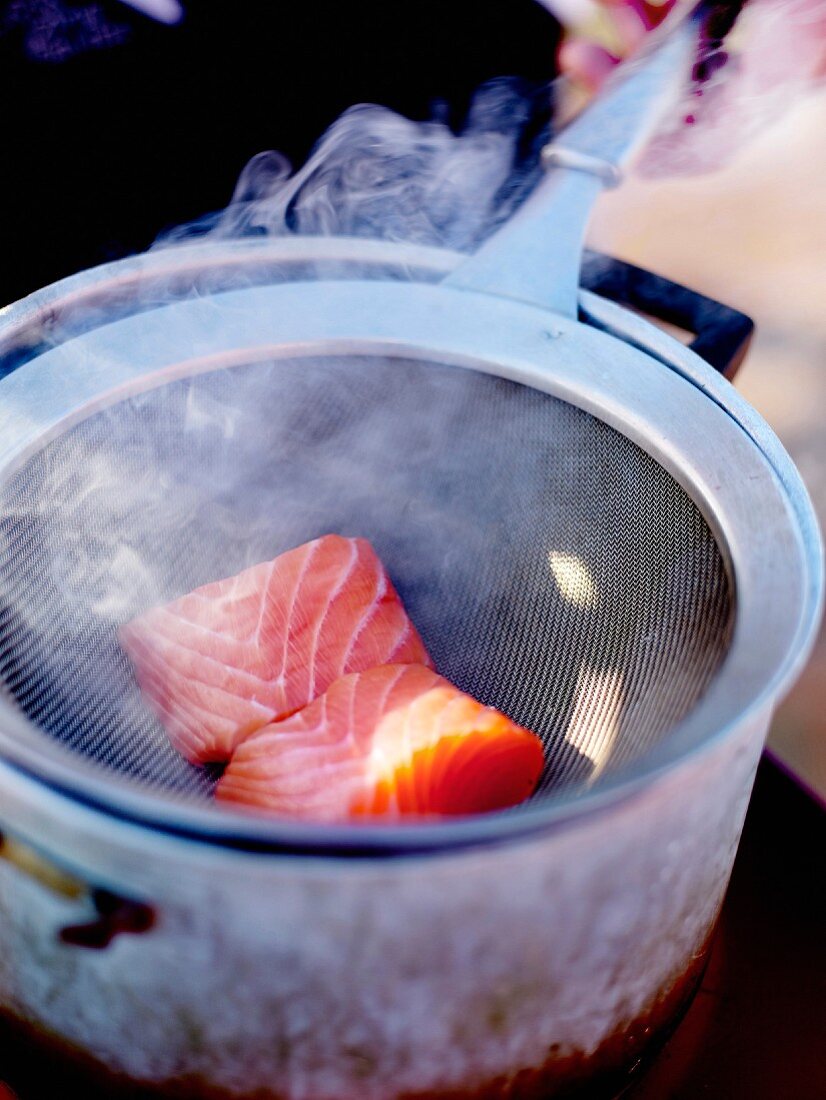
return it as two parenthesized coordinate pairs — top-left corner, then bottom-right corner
(580, 252), (754, 379)
(59, 888), (156, 949)
(0, 831), (155, 949)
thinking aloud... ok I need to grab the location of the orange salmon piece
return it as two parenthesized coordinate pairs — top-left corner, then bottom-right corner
(216, 664), (544, 820)
(119, 536), (432, 764)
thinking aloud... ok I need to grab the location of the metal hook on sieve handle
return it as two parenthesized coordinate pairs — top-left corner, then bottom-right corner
(444, 5), (705, 318)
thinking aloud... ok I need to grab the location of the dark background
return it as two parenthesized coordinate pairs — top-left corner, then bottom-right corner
(0, 0), (560, 308)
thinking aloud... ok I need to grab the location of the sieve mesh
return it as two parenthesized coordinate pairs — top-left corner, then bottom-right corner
(0, 355), (733, 807)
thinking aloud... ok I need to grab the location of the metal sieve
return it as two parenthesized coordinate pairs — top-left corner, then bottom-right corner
(0, 12), (821, 1100)
(0, 351), (733, 803)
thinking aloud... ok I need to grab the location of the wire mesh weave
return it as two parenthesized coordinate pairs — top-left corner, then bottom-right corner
(0, 355), (733, 805)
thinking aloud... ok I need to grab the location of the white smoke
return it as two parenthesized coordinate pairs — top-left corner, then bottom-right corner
(155, 81), (550, 254)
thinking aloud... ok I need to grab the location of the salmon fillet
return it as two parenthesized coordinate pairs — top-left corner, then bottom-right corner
(119, 536), (432, 764)
(216, 664), (545, 820)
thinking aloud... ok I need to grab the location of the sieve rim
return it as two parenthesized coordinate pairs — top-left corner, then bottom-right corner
(0, 245), (821, 855)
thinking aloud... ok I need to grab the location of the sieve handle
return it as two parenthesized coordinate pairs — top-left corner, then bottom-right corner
(444, 6), (704, 318)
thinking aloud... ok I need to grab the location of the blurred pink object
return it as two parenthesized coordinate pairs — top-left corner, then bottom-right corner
(552, 0), (826, 175)
(557, 0), (673, 89)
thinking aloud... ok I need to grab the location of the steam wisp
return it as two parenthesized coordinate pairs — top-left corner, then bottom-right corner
(156, 81), (549, 254)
